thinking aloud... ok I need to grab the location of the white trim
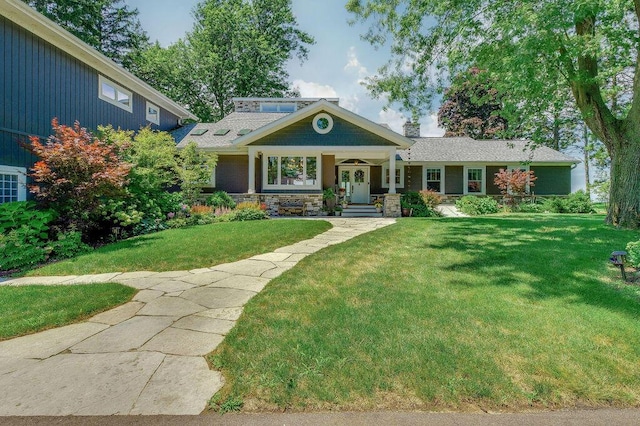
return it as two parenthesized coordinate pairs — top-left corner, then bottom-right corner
(0, 165), (27, 203)
(99, 75), (132, 113)
(209, 166), (216, 188)
(146, 101), (160, 125)
(381, 163), (405, 189)
(464, 166), (486, 195)
(262, 153), (322, 191)
(312, 113), (334, 134)
(0, 0), (198, 121)
(423, 166), (445, 194)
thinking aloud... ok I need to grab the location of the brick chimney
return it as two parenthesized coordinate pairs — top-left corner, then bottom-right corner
(403, 120), (421, 138)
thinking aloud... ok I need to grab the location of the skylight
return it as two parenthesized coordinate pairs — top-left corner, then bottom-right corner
(237, 128), (252, 136)
(214, 129), (230, 136)
(190, 129), (208, 136)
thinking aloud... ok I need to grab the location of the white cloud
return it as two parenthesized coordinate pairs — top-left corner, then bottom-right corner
(292, 79), (338, 98)
(378, 108), (407, 134)
(340, 94), (360, 113)
(420, 113), (445, 137)
(344, 46), (370, 82)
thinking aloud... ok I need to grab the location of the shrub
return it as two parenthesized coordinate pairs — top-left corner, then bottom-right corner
(456, 196), (499, 215)
(626, 240), (640, 269)
(218, 206), (268, 222)
(401, 191), (440, 217)
(493, 168), (537, 207)
(565, 190), (594, 213)
(0, 201), (55, 235)
(542, 197), (568, 213)
(515, 202), (544, 213)
(419, 189), (442, 208)
(206, 191), (236, 209)
(191, 205), (213, 215)
(28, 119), (131, 236)
(50, 230), (91, 260)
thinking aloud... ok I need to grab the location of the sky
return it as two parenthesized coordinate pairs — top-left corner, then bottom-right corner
(124, 0), (444, 137)
(125, 0), (586, 191)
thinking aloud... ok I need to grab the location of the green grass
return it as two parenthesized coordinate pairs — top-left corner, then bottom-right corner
(27, 220), (331, 276)
(0, 283), (135, 340)
(212, 214), (640, 412)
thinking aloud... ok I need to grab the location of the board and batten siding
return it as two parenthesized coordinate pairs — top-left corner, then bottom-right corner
(531, 166), (572, 195)
(0, 15), (180, 168)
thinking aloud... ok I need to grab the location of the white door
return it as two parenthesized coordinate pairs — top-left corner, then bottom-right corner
(339, 166), (369, 204)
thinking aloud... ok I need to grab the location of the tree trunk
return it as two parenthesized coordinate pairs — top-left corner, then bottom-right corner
(607, 137), (640, 228)
(583, 127), (591, 197)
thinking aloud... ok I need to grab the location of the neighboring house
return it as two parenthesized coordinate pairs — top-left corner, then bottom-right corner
(174, 98), (579, 217)
(0, 0), (198, 204)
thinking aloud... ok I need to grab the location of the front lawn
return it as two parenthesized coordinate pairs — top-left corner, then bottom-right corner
(0, 283), (135, 340)
(212, 215), (640, 412)
(28, 220), (331, 276)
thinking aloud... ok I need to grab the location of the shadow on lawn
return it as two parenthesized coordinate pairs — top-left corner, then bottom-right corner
(418, 215), (640, 319)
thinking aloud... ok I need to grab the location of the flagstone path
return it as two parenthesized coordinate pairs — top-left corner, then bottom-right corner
(0, 218), (394, 416)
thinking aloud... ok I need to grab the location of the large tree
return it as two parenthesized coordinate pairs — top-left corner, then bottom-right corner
(131, 0), (314, 121)
(347, 0), (640, 228)
(24, 0), (149, 68)
(437, 68), (510, 139)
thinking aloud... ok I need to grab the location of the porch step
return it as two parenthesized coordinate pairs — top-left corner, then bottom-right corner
(340, 205), (383, 218)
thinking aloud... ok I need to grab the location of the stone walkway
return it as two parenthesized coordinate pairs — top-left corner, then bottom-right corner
(0, 218), (395, 416)
(436, 203), (469, 217)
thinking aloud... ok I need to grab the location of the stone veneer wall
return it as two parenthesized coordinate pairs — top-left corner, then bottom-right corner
(230, 194), (323, 217)
(384, 193), (401, 218)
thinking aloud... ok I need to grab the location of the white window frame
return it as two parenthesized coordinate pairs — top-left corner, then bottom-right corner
(259, 102), (297, 113)
(464, 166), (486, 195)
(262, 153), (322, 191)
(146, 101), (160, 125)
(423, 166), (444, 194)
(98, 75), (133, 113)
(382, 163), (404, 189)
(0, 165), (27, 203)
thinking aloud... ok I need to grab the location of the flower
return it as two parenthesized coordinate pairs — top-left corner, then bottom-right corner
(167, 212), (175, 219)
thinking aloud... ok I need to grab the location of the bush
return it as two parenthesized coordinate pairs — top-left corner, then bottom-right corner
(626, 240), (640, 269)
(50, 230), (91, 260)
(456, 196), (499, 215)
(514, 202), (544, 213)
(542, 191), (594, 214)
(401, 191), (440, 217)
(218, 206), (268, 222)
(419, 189), (442, 208)
(206, 191), (236, 209)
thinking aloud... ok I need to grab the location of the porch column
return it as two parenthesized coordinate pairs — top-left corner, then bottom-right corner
(247, 147), (256, 194)
(388, 148), (397, 194)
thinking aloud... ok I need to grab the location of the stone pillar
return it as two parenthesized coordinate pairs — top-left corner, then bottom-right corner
(384, 193), (401, 218)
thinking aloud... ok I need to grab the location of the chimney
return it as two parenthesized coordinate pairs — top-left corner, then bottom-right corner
(403, 120), (421, 138)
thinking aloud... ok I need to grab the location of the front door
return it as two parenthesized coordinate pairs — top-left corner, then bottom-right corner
(339, 166), (370, 204)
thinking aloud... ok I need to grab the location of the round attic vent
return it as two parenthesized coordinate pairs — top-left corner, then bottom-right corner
(312, 113), (333, 134)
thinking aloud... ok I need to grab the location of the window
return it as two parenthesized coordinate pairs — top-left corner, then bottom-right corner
(146, 101), (160, 125)
(264, 155), (320, 189)
(260, 103), (296, 113)
(425, 168), (443, 193)
(466, 167), (484, 193)
(0, 166), (26, 203)
(99, 75), (132, 112)
(312, 113), (334, 134)
(382, 164), (404, 188)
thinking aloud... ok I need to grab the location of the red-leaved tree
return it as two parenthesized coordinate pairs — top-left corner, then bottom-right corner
(28, 119), (131, 233)
(494, 169), (537, 207)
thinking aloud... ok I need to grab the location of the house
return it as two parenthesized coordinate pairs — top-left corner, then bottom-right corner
(174, 98), (579, 217)
(0, 0), (198, 204)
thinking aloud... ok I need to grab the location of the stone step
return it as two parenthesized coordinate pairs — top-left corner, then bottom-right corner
(340, 205), (383, 218)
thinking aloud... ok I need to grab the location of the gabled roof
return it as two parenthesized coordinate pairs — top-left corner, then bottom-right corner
(233, 99), (415, 149)
(400, 138), (580, 164)
(1, 0), (198, 122)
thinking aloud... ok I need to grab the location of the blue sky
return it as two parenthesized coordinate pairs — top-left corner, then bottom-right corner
(124, 0), (444, 137)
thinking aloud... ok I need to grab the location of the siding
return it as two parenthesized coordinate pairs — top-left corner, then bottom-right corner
(250, 114), (399, 147)
(486, 166), (505, 195)
(445, 166), (464, 194)
(531, 166), (572, 195)
(322, 155), (335, 189)
(214, 155), (248, 193)
(403, 166), (423, 193)
(370, 166), (383, 194)
(0, 15), (181, 170)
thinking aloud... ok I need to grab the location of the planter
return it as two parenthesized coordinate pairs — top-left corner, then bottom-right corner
(376, 207), (382, 213)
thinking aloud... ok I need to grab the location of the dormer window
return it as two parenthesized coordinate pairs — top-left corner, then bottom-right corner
(98, 75), (132, 113)
(260, 103), (296, 113)
(146, 101), (160, 125)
